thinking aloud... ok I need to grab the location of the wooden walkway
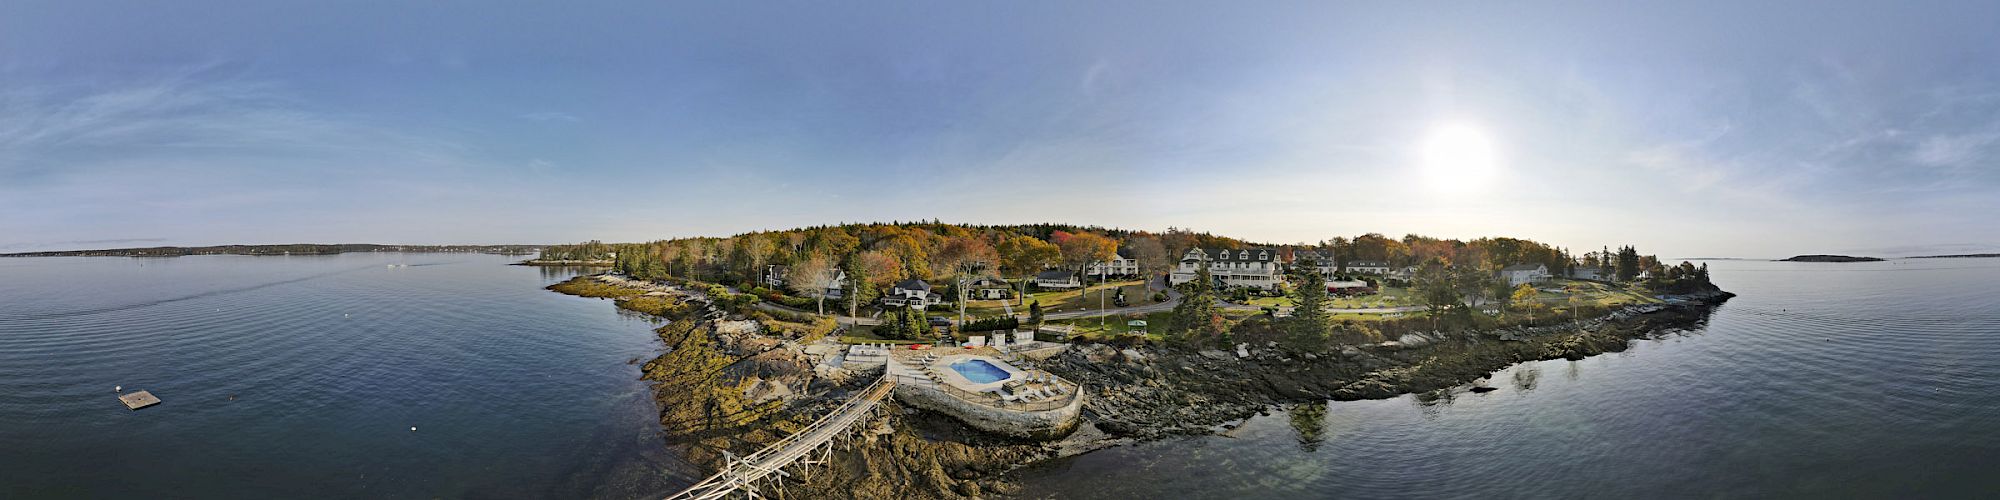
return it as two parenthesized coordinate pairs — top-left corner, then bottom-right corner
(666, 375), (897, 500)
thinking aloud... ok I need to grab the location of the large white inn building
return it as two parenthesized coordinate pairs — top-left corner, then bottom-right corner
(1169, 247), (1283, 290)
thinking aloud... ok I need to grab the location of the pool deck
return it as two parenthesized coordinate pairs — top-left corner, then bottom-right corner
(930, 353), (1029, 393)
(884, 346), (1085, 439)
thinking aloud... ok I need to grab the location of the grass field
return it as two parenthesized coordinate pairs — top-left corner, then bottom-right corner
(1524, 280), (1661, 309)
(1046, 310), (1174, 341)
(1240, 286), (1421, 309)
(963, 280), (1157, 317)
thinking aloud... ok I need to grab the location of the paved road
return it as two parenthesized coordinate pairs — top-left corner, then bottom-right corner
(1042, 275), (1182, 320)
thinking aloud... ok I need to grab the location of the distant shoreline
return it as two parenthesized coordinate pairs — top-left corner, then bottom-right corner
(513, 259), (614, 267)
(1778, 254), (1884, 263)
(0, 243), (543, 258)
(1907, 253), (2000, 259)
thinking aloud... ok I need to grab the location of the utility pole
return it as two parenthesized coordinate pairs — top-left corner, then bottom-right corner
(1098, 264), (1107, 328)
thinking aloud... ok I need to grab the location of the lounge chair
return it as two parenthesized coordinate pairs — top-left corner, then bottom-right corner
(1000, 392), (1022, 403)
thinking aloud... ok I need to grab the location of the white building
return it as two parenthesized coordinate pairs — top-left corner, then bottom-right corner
(1291, 250), (1335, 277)
(1290, 250), (1393, 278)
(966, 276), (1013, 300)
(1084, 248), (1141, 277)
(1501, 263), (1552, 286)
(1346, 260), (1393, 275)
(761, 264), (788, 288)
(1169, 248), (1282, 290)
(1035, 269), (1082, 290)
(1570, 266), (1603, 281)
(881, 279), (941, 308)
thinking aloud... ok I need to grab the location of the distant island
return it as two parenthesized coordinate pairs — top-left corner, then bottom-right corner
(1908, 253), (2000, 259)
(0, 243), (544, 257)
(1779, 254), (1884, 262)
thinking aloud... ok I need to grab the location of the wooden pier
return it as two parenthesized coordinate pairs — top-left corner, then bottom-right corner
(666, 375), (896, 499)
(118, 390), (161, 410)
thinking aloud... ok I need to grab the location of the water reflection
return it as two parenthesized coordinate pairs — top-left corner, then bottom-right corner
(536, 265), (606, 280)
(1512, 365), (1541, 392)
(1287, 403), (1329, 452)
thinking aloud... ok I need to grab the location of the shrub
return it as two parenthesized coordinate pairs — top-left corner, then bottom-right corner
(962, 316), (1020, 332)
(1152, 291), (1168, 303)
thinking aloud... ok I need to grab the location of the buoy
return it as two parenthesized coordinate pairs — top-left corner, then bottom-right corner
(115, 385), (122, 392)
(410, 426), (417, 432)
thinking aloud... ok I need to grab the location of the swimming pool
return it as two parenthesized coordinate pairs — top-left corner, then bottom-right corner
(949, 359), (1013, 384)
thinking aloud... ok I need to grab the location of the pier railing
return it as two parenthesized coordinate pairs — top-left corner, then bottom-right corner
(665, 375), (896, 500)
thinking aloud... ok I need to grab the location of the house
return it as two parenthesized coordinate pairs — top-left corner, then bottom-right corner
(1326, 279), (1370, 292)
(1169, 247), (1283, 290)
(1570, 266), (1603, 281)
(1291, 251), (1394, 276)
(1035, 269), (1082, 290)
(1346, 260), (1393, 275)
(770, 266), (846, 299)
(881, 279), (941, 308)
(761, 265), (788, 288)
(1291, 249), (1332, 274)
(967, 276), (1013, 300)
(1084, 248), (1141, 278)
(827, 271), (848, 299)
(1501, 263), (1552, 286)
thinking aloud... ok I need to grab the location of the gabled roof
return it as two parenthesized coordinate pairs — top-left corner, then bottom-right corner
(1194, 247), (1276, 262)
(968, 276), (1009, 286)
(1036, 269), (1078, 280)
(1501, 263), (1547, 272)
(893, 279), (931, 291)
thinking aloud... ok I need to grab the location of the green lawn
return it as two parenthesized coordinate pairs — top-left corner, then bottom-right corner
(1239, 286), (1420, 309)
(962, 280), (1157, 317)
(1046, 310), (1173, 341)
(1522, 280), (1661, 309)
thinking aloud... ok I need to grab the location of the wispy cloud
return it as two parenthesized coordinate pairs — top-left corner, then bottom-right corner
(1911, 132), (1999, 169)
(519, 111), (579, 122)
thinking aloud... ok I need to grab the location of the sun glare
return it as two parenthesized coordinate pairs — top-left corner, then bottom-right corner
(1420, 123), (1498, 193)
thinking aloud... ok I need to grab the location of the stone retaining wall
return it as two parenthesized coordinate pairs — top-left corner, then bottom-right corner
(893, 383), (1084, 440)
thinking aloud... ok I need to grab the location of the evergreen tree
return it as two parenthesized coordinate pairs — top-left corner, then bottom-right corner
(904, 307), (928, 340)
(1167, 262), (1223, 347)
(1028, 300), (1044, 324)
(842, 254), (868, 318)
(1615, 245), (1642, 282)
(1282, 266), (1332, 351)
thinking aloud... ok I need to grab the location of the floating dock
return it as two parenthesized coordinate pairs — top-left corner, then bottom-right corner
(119, 390), (161, 410)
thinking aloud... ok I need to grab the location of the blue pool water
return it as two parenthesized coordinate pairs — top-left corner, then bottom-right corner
(950, 359), (1012, 384)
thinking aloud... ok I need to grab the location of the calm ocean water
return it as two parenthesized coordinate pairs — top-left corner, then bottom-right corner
(0, 253), (693, 498)
(7, 256), (1999, 499)
(1013, 259), (2000, 498)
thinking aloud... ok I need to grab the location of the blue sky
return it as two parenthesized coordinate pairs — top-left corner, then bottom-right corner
(4, 1), (1999, 258)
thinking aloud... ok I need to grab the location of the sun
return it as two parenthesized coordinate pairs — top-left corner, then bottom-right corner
(1420, 123), (1498, 193)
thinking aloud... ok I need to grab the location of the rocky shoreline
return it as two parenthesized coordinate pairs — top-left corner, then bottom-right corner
(548, 274), (1732, 498)
(1039, 290), (1733, 444)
